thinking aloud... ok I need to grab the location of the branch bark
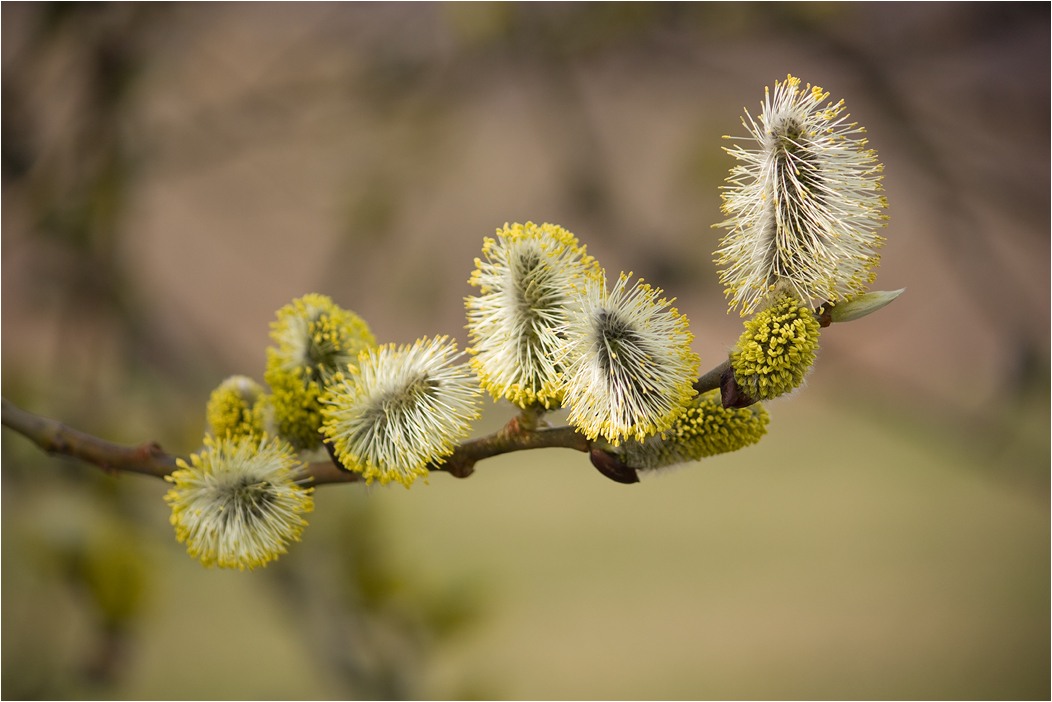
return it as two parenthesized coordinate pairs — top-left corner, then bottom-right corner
(0, 396), (594, 486)
(2, 398), (178, 478)
(0, 347), (763, 486)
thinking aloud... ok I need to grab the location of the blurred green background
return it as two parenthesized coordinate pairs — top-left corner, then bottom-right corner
(2, 3), (1048, 699)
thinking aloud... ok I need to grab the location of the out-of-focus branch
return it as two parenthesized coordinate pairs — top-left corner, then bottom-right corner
(1, 398), (179, 478)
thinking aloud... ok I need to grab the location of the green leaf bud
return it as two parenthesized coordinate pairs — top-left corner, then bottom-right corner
(826, 288), (905, 324)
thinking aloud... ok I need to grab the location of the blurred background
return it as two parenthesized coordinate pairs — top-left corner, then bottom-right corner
(2, 2), (1048, 698)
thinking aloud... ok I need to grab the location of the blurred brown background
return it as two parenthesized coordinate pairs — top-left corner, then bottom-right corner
(2, 2), (1048, 699)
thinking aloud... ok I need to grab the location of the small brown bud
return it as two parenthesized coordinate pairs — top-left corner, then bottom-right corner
(815, 303), (834, 328)
(590, 449), (639, 484)
(720, 365), (757, 409)
(323, 440), (353, 472)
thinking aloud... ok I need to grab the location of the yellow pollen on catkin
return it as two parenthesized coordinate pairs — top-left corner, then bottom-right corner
(164, 435), (314, 571)
(206, 375), (268, 441)
(322, 336), (481, 487)
(559, 271), (700, 445)
(466, 222), (601, 409)
(731, 293), (820, 401)
(616, 389), (769, 470)
(265, 294), (376, 450)
(714, 74), (887, 316)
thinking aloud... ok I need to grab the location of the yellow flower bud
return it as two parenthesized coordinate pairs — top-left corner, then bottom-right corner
(731, 293), (820, 401)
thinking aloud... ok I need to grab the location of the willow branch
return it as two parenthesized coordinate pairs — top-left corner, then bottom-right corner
(0, 397), (318, 481)
(425, 419), (590, 481)
(694, 359), (730, 395)
(0, 395), (595, 486)
(1, 302), (845, 485)
(313, 402), (592, 483)
(1, 397), (179, 478)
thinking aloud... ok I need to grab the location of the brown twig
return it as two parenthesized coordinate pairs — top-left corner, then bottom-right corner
(0, 396), (592, 486)
(2, 302), (845, 485)
(1, 398), (179, 478)
(694, 360), (730, 395)
(428, 419), (590, 480)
